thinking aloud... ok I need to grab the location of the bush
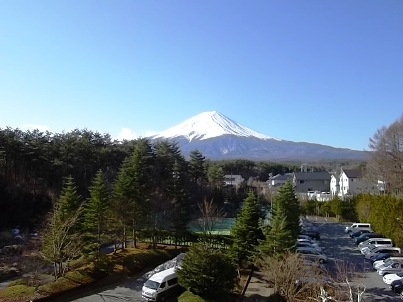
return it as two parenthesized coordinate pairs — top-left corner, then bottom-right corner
(0, 284), (36, 298)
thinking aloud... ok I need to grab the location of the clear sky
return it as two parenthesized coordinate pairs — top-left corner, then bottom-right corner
(1, 1), (402, 151)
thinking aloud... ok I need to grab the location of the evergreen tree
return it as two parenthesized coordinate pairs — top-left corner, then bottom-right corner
(177, 243), (237, 299)
(188, 149), (207, 186)
(259, 209), (293, 256)
(153, 141), (191, 246)
(113, 138), (153, 248)
(207, 163), (225, 189)
(82, 169), (111, 253)
(171, 160), (191, 248)
(273, 181), (301, 239)
(229, 190), (263, 267)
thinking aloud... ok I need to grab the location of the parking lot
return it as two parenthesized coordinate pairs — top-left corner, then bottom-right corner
(311, 219), (401, 301)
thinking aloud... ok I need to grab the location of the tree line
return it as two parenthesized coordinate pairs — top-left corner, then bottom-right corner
(0, 127), (298, 231)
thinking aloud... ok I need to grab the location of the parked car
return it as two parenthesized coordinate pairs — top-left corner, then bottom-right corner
(350, 229), (372, 239)
(300, 229), (320, 240)
(373, 257), (403, 270)
(390, 279), (403, 294)
(296, 247), (328, 263)
(364, 247), (401, 260)
(377, 259), (403, 276)
(345, 223), (372, 235)
(297, 234), (313, 241)
(294, 242), (323, 253)
(369, 253), (394, 265)
(354, 232), (385, 244)
(383, 271), (403, 285)
(358, 238), (393, 254)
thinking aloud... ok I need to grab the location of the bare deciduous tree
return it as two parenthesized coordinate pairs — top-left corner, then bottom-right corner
(368, 114), (403, 196)
(41, 200), (84, 279)
(195, 198), (224, 235)
(257, 254), (366, 302)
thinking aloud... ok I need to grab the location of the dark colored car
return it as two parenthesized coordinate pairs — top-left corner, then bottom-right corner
(300, 229), (320, 240)
(368, 252), (391, 264)
(350, 229), (372, 239)
(390, 279), (403, 294)
(354, 232), (384, 244)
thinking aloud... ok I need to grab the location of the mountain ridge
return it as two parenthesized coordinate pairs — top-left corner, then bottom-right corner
(149, 111), (368, 161)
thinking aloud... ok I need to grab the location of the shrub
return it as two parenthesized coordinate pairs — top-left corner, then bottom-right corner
(177, 244), (237, 299)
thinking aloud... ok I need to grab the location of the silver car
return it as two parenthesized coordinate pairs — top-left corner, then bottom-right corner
(296, 247), (328, 263)
(377, 260), (403, 276)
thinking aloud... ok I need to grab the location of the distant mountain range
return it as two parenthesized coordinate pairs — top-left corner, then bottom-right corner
(149, 111), (369, 161)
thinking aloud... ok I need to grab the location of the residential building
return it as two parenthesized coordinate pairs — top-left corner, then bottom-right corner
(338, 168), (380, 198)
(267, 173), (293, 187)
(292, 171), (331, 193)
(330, 174), (339, 197)
(223, 174), (244, 187)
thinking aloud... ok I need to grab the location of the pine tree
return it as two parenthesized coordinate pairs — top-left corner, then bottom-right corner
(82, 169), (111, 253)
(113, 138), (153, 248)
(273, 181), (301, 239)
(229, 190), (263, 267)
(188, 149), (207, 186)
(153, 141), (191, 247)
(177, 243), (237, 299)
(259, 209), (294, 256)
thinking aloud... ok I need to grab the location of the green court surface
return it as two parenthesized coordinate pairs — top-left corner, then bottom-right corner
(187, 218), (236, 235)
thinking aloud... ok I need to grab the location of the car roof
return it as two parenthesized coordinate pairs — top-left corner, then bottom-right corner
(147, 267), (176, 283)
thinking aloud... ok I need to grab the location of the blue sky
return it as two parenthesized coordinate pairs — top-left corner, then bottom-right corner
(1, 1), (402, 151)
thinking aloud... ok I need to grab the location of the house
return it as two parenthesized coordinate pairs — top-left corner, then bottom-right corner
(330, 174), (339, 197)
(338, 168), (382, 197)
(292, 171), (331, 193)
(223, 174), (244, 187)
(338, 168), (363, 197)
(267, 173), (293, 187)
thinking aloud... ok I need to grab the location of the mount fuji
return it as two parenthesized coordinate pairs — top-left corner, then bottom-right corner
(149, 111), (368, 161)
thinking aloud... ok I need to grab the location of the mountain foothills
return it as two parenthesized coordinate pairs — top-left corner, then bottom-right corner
(150, 111), (369, 161)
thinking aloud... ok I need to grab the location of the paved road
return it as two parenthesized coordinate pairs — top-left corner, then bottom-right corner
(313, 220), (401, 301)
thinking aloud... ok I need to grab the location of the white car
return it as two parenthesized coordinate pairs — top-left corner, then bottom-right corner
(382, 271), (403, 285)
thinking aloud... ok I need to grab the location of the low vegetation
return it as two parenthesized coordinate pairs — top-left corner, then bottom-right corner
(0, 245), (181, 302)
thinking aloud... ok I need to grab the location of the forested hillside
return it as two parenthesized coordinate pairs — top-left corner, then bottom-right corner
(0, 127), (298, 232)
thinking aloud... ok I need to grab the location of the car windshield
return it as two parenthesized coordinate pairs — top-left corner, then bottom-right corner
(384, 258), (393, 265)
(144, 280), (160, 290)
(398, 271), (403, 277)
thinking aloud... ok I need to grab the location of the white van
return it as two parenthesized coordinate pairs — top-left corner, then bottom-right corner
(142, 267), (180, 301)
(345, 223), (372, 234)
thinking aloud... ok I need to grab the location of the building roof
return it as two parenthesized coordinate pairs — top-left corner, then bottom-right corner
(293, 171), (331, 180)
(271, 173), (293, 181)
(342, 169), (363, 178)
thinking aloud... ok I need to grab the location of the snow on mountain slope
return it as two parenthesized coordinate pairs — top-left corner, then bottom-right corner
(152, 111), (277, 141)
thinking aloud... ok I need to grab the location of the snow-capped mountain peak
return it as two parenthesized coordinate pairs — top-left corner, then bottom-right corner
(152, 111), (275, 141)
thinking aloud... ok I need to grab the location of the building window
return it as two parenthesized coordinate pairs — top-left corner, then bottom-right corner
(300, 180), (304, 184)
